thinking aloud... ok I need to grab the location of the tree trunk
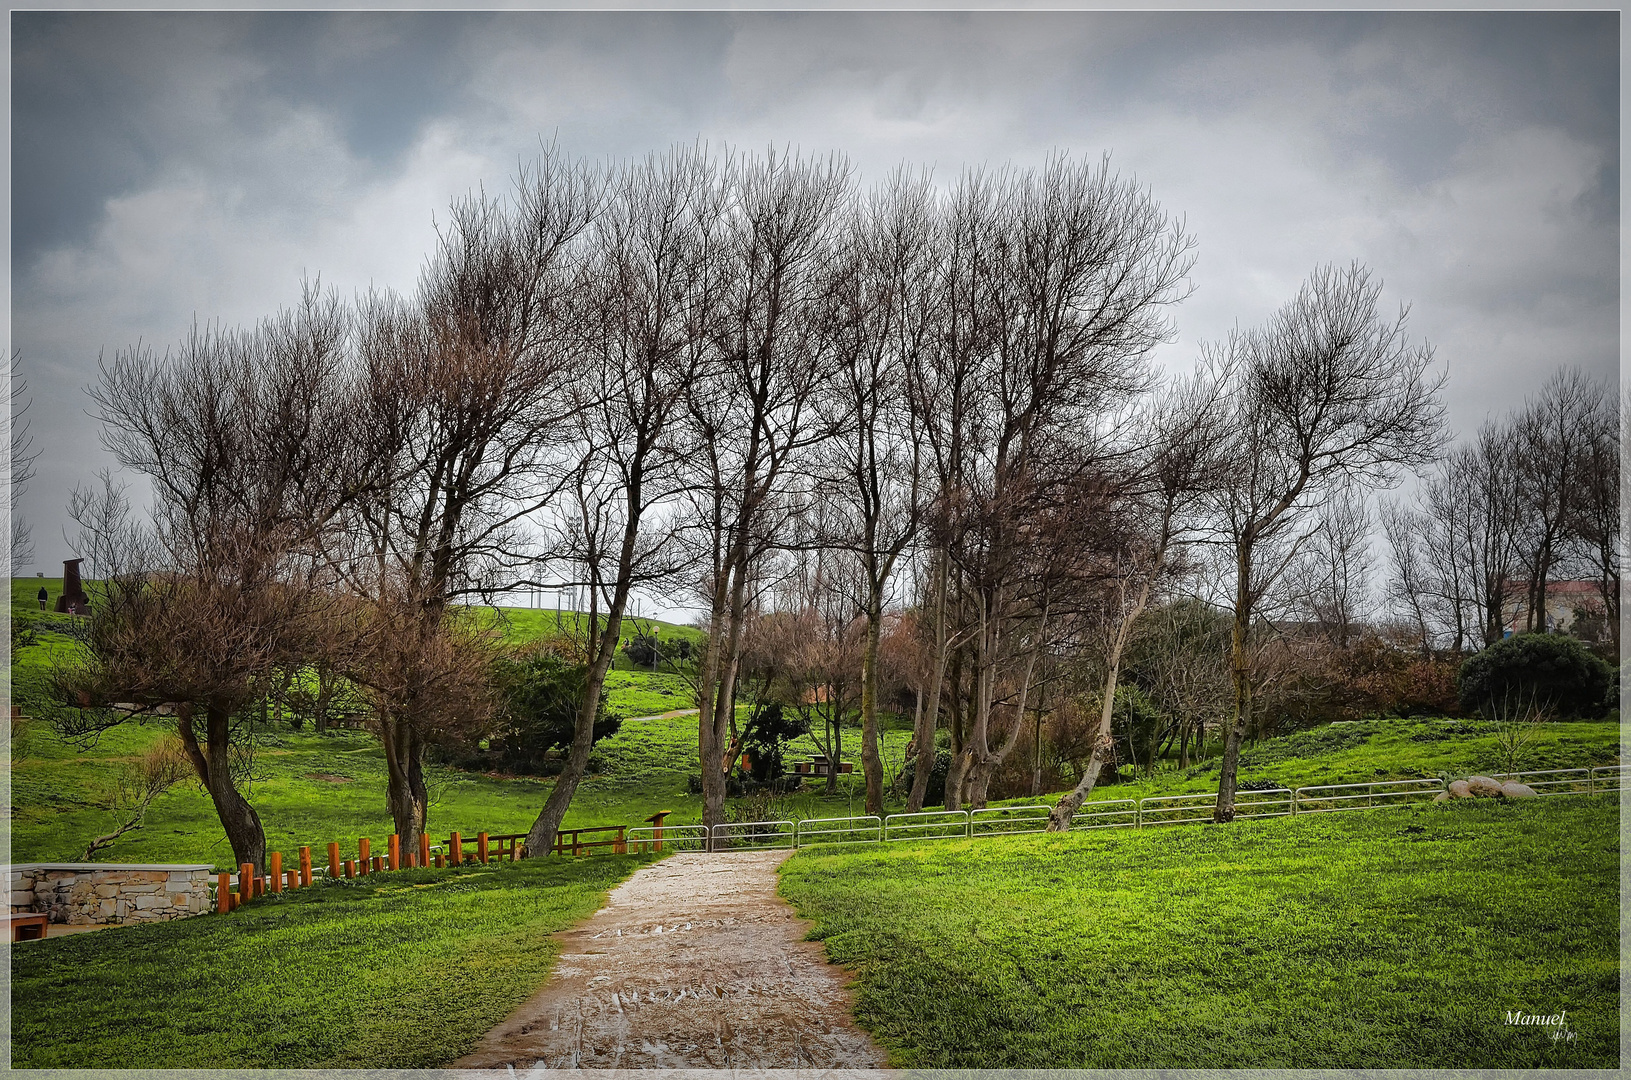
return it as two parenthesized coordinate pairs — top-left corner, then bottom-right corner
(859, 602), (885, 815)
(1214, 599), (1252, 824)
(906, 556), (949, 813)
(1048, 581), (1144, 830)
(177, 701), (267, 872)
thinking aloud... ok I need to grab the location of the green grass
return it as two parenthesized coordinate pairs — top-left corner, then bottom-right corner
(10, 851), (657, 1069)
(779, 796), (1619, 1068)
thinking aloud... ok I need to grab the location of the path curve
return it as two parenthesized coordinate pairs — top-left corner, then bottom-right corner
(452, 850), (886, 1070)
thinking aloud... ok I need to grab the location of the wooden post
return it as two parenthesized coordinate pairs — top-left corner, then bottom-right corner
(239, 863), (254, 903)
(269, 852), (283, 893)
(407, 851), (418, 869)
(287, 869), (298, 891)
(477, 832), (489, 865)
(615, 825), (627, 855)
(508, 836), (518, 861)
(254, 876), (265, 898)
(327, 842), (341, 880)
(358, 837), (371, 873)
(344, 860), (356, 879)
(645, 810), (671, 853)
(450, 831), (462, 866)
(418, 832), (430, 868)
(217, 872), (231, 913)
(388, 834), (400, 871)
(370, 856), (382, 874)
(435, 853), (445, 868)
(299, 846), (313, 886)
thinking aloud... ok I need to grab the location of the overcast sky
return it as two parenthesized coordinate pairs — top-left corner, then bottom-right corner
(8, 10), (1619, 618)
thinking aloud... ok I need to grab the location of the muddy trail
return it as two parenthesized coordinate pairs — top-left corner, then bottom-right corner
(453, 850), (887, 1070)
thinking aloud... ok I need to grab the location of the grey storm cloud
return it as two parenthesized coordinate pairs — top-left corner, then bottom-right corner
(8, 10), (1618, 598)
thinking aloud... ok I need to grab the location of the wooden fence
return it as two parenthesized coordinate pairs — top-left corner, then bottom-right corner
(213, 812), (673, 912)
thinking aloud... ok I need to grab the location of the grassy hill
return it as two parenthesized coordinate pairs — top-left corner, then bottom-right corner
(780, 796), (1619, 1068)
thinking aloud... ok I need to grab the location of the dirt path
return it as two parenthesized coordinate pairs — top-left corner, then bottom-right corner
(452, 850), (887, 1070)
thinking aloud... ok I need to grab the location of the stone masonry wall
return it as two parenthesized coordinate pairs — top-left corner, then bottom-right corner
(7, 863), (213, 925)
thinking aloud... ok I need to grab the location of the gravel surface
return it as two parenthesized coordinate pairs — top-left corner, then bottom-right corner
(452, 849), (887, 1070)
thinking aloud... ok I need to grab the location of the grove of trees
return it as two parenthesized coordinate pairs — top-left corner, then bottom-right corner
(51, 142), (1618, 869)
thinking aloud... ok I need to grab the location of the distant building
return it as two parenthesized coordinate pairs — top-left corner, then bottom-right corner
(1502, 580), (1607, 638)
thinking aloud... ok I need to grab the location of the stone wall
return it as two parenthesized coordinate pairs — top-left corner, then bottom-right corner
(7, 863), (213, 925)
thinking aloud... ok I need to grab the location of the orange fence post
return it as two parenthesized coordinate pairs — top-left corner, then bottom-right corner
(614, 826), (627, 855)
(287, 869), (298, 891)
(509, 836), (519, 861)
(344, 859), (356, 879)
(239, 863), (254, 903)
(299, 846), (312, 886)
(450, 831), (462, 866)
(388, 834), (400, 871)
(254, 876), (265, 898)
(477, 832), (489, 865)
(369, 856), (380, 874)
(418, 832), (430, 868)
(358, 837), (371, 874)
(435, 853), (445, 868)
(269, 852), (283, 893)
(327, 842), (341, 880)
(217, 872), (231, 913)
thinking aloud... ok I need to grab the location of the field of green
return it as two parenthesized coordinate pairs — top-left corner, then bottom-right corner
(11, 851), (655, 1069)
(780, 796), (1619, 1068)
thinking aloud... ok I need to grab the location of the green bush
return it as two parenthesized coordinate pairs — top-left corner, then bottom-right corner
(486, 652), (620, 773)
(1457, 633), (1612, 720)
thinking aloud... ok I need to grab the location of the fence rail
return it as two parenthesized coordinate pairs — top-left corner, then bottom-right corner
(1293, 778), (1444, 813)
(795, 815), (883, 847)
(627, 824), (709, 853)
(709, 820), (796, 850)
(1489, 768), (1593, 796)
(884, 810), (970, 842)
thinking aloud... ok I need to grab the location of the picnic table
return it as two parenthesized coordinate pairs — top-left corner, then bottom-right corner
(794, 755), (853, 778)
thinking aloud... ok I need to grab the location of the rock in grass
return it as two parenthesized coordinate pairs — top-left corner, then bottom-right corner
(1499, 781), (1537, 799)
(1448, 779), (1473, 799)
(1433, 791), (1453, 802)
(1467, 776), (1504, 798)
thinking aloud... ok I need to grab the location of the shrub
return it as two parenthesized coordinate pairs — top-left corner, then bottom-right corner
(1457, 633), (1613, 720)
(487, 651), (620, 774)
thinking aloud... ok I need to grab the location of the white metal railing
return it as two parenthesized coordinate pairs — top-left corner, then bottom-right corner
(1234, 788), (1295, 819)
(627, 824), (709, 853)
(709, 820), (796, 850)
(629, 766), (1621, 857)
(1590, 765), (1626, 792)
(795, 815), (883, 848)
(969, 805), (1052, 837)
(1138, 791), (1219, 827)
(1069, 798), (1139, 830)
(1489, 768), (1593, 796)
(1294, 778), (1444, 813)
(884, 810), (969, 842)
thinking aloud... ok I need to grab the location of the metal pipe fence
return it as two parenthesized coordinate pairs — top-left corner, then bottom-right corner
(627, 766), (1618, 857)
(794, 815), (883, 847)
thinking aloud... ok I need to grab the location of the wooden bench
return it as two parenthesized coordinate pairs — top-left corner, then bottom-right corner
(8, 913), (49, 942)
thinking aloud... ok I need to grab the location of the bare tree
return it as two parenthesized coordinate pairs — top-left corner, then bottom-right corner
(341, 149), (599, 854)
(9, 352), (39, 568)
(685, 148), (854, 836)
(1209, 263), (1447, 823)
(816, 168), (936, 814)
(80, 735), (192, 860)
(1047, 371), (1229, 830)
(1289, 486), (1374, 649)
(60, 287), (359, 871)
(1509, 368), (1602, 632)
(1565, 377), (1619, 650)
(523, 147), (727, 857)
(916, 154), (1195, 811)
